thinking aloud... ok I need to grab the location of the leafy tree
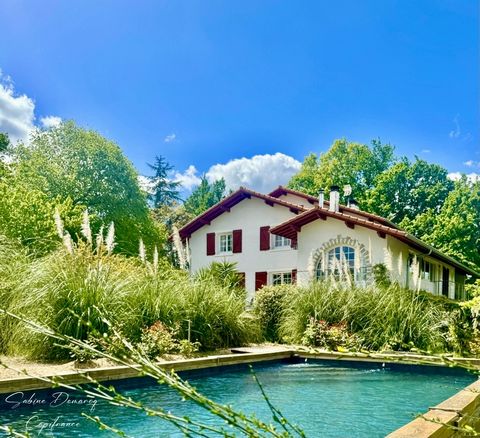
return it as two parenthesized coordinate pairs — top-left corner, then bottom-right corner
(0, 132), (9, 152)
(365, 158), (454, 224)
(12, 121), (161, 254)
(0, 177), (84, 254)
(288, 139), (395, 204)
(401, 177), (480, 270)
(146, 155), (181, 208)
(184, 177), (227, 216)
(288, 153), (319, 196)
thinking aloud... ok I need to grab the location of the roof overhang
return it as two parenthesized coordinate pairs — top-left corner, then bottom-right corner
(270, 206), (480, 277)
(178, 187), (306, 240)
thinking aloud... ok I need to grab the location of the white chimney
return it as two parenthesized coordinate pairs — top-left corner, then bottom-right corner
(318, 189), (325, 208)
(329, 185), (340, 213)
(349, 199), (360, 210)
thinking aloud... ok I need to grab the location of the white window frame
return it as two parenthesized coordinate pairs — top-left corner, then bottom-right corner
(272, 234), (292, 249)
(218, 232), (233, 254)
(271, 271), (293, 285)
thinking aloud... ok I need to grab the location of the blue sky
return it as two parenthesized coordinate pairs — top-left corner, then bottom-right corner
(0, 0), (478, 193)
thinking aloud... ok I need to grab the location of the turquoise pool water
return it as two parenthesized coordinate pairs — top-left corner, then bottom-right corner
(0, 358), (475, 437)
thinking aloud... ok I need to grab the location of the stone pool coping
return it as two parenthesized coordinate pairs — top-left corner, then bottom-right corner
(1, 346), (479, 437)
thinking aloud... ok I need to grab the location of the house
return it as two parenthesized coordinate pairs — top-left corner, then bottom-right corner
(178, 185), (479, 302)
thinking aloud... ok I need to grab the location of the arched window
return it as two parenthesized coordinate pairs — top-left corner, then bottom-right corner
(316, 246), (355, 281)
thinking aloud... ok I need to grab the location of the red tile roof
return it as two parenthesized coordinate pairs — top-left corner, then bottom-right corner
(270, 206), (479, 277)
(268, 186), (399, 229)
(178, 187), (306, 239)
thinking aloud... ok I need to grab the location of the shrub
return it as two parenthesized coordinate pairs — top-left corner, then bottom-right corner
(281, 282), (451, 353)
(253, 285), (294, 342)
(1, 229), (258, 360)
(301, 319), (361, 351)
(137, 321), (200, 359)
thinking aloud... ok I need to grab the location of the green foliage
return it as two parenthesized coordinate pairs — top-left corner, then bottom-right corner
(0, 132), (9, 152)
(12, 121), (161, 254)
(366, 157), (453, 224)
(138, 321), (200, 359)
(195, 261), (245, 295)
(0, 235), (257, 360)
(253, 285), (295, 342)
(146, 155), (182, 208)
(301, 319), (361, 351)
(0, 177), (85, 254)
(401, 177), (480, 270)
(372, 263), (391, 288)
(184, 176), (227, 216)
(288, 139), (395, 203)
(279, 282), (454, 353)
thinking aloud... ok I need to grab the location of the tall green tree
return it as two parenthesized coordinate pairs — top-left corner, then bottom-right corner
(184, 177), (227, 216)
(0, 132), (9, 152)
(288, 139), (395, 204)
(12, 121), (161, 254)
(146, 155), (181, 208)
(401, 177), (480, 270)
(365, 158), (454, 225)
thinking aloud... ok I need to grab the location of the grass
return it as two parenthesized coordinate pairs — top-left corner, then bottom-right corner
(255, 281), (466, 354)
(0, 235), (259, 360)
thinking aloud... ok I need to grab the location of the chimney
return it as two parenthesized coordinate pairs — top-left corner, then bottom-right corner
(349, 199), (360, 210)
(318, 189), (325, 208)
(329, 185), (340, 213)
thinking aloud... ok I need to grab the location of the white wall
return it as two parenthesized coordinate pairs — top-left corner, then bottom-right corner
(295, 216), (388, 285)
(295, 217), (458, 299)
(188, 197), (298, 301)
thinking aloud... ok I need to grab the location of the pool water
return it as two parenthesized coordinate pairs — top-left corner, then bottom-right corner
(0, 358), (475, 437)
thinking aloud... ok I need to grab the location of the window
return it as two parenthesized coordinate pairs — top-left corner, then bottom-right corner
(316, 246), (356, 281)
(421, 260), (432, 281)
(273, 234), (291, 248)
(272, 272), (292, 285)
(218, 233), (233, 253)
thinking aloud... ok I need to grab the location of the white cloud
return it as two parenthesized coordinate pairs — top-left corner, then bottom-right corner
(449, 115), (461, 139)
(174, 165), (202, 191)
(171, 153), (302, 194)
(0, 70), (61, 144)
(164, 133), (176, 143)
(421, 149), (430, 154)
(0, 72), (35, 144)
(40, 115), (62, 128)
(205, 152), (301, 193)
(137, 175), (155, 194)
(447, 172), (480, 183)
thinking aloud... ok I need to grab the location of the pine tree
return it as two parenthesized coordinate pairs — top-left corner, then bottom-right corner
(147, 155), (181, 207)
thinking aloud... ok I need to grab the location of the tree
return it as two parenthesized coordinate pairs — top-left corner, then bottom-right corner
(12, 121), (161, 254)
(0, 177), (85, 254)
(184, 177), (227, 216)
(365, 158), (454, 225)
(288, 139), (395, 204)
(146, 155), (181, 208)
(288, 153), (319, 196)
(401, 177), (480, 270)
(0, 132), (9, 153)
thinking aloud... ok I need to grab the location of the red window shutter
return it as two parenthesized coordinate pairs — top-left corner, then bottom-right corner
(259, 226), (270, 251)
(206, 233), (215, 255)
(291, 235), (298, 250)
(238, 272), (246, 289)
(255, 271), (268, 291)
(292, 269), (297, 284)
(232, 229), (242, 253)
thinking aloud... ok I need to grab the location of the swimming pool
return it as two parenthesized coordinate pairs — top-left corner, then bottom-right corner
(0, 358), (475, 437)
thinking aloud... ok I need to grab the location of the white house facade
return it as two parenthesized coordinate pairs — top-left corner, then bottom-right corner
(179, 186), (479, 303)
